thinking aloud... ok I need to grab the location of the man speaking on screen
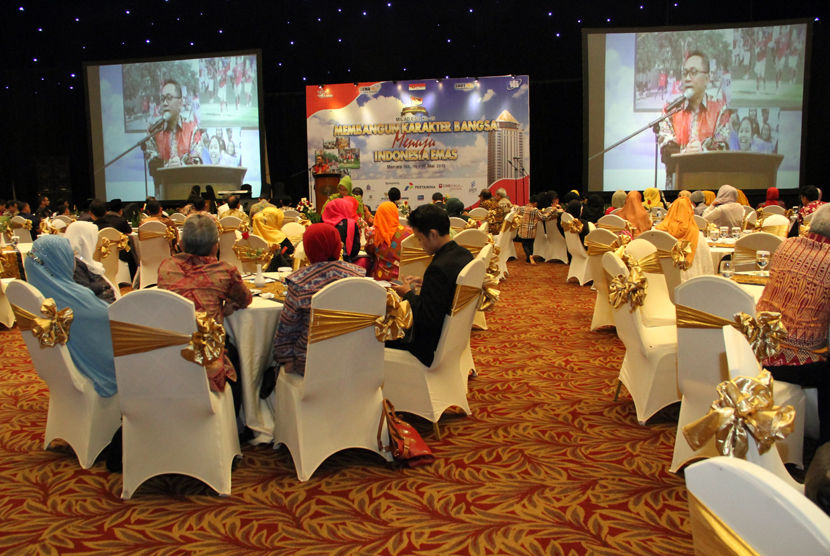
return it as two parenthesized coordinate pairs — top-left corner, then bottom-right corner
(657, 50), (731, 188)
(143, 79), (203, 195)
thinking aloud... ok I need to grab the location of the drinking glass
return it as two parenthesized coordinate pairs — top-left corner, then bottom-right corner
(719, 260), (734, 278)
(11, 236), (19, 246)
(709, 228), (720, 242)
(731, 227), (742, 239)
(756, 250), (770, 271)
(720, 226), (729, 239)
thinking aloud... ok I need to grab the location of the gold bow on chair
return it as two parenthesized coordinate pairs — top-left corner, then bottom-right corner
(12, 220), (33, 231)
(218, 221), (249, 234)
(669, 240), (693, 270)
(308, 291), (413, 344)
(110, 312), (225, 367)
(117, 233), (132, 252)
(297, 216), (311, 228)
(39, 221), (60, 235)
(734, 311), (786, 362)
(464, 218), (480, 229)
(501, 214), (522, 233)
(98, 237), (113, 259)
(562, 219), (583, 234)
(181, 313), (226, 366)
(753, 208), (768, 230)
(232, 243), (277, 267)
(374, 290), (413, 342)
(800, 223), (811, 237)
(608, 258), (648, 312)
(682, 370), (795, 459)
(478, 276), (500, 312)
(486, 254), (501, 277)
(11, 299), (73, 348)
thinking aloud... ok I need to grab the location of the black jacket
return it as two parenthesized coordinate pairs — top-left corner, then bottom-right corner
(401, 240), (474, 367)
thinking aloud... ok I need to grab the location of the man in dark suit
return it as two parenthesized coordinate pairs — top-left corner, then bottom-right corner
(431, 192), (446, 211)
(389, 204), (473, 367)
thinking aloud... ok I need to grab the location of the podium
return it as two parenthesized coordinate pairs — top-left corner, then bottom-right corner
(313, 173), (341, 212)
(155, 165), (247, 200)
(671, 152), (784, 191)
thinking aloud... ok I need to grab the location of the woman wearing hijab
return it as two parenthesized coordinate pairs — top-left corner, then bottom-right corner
(445, 197), (468, 221)
(736, 189), (750, 207)
(691, 191), (708, 216)
(703, 184), (745, 229)
(758, 186), (786, 210)
(64, 222), (117, 304)
(322, 197), (360, 262)
(643, 187), (665, 211)
(616, 191), (652, 237)
(703, 190), (716, 206)
(582, 194), (605, 224)
(556, 200), (590, 250)
(24, 235), (118, 397)
(655, 197), (713, 280)
(272, 223), (365, 376)
(606, 189), (627, 215)
(252, 207), (294, 270)
(365, 201), (412, 281)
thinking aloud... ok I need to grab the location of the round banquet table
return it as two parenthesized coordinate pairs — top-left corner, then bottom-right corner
(223, 272), (284, 445)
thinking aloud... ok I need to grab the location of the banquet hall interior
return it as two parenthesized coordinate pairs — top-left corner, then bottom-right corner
(2, 0), (830, 554)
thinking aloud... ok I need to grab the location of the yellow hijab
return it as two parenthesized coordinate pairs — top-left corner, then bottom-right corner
(703, 191), (716, 205)
(643, 187), (662, 209)
(736, 189), (750, 206)
(252, 207), (286, 244)
(655, 197), (699, 264)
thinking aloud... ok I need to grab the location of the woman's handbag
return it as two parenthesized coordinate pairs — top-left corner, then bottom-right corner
(376, 399), (435, 467)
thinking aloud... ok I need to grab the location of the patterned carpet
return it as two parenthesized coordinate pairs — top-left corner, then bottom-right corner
(0, 251), (693, 555)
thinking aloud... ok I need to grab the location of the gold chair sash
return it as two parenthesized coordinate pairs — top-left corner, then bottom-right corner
(688, 493), (761, 556)
(464, 218), (481, 229)
(561, 219), (583, 234)
(754, 208), (768, 230)
(217, 221), (250, 235)
(585, 238), (620, 257)
(682, 370), (794, 459)
(676, 305), (786, 362)
(479, 276), (500, 312)
(12, 220), (32, 230)
(110, 312), (225, 367)
(138, 227), (175, 244)
(400, 246), (432, 265)
(597, 222), (623, 233)
(800, 223), (811, 237)
(452, 284), (482, 316)
(451, 226), (465, 234)
(608, 260), (648, 312)
(500, 214), (522, 233)
(732, 246), (756, 267)
(307, 290), (412, 344)
(760, 224), (787, 239)
(11, 299), (73, 348)
(633, 252), (663, 274)
(232, 243), (277, 267)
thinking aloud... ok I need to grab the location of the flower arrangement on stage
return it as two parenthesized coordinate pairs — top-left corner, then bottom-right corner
(297, 198), (322, 223)
(400, 200), (411, 217)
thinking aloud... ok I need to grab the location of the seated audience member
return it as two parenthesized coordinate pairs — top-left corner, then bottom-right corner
(157, 214), (252, 403)
(691, 190), (707, 216)
(279, 195), (293, 209)
(351, 187), (373, 224)
(703, 185), (746, 229)
(557, 200), (590, 252)
(5, 200), (20, 217)
(76, 199), (94, 222)
(757, 186), (786, 210)
(582, 194), (605, 224)
(757, 204), (830, 447)
(252, 207), (294, 269)
(272, 223), (365, 375)
(248, 194), (275, 220)
(54, 203), (70, 217)
(64, 222), (117, 304)
(17, 202), (41, 238)
(322, 197), (360, 262)
(616, 191), (652, 238)
(24, 235), (117, 397)
(222, 195), (250, 224)
(387, 204), (474, 367)
(643, 187), (665, 211)
(34, 196), (51, 219)
(446, 198), (468, 221)
(180, 194), (200, 217)
(92, 198), (136, 280)
(496, 188), (512, 211)
(144, 200), (179, 253)
(188, 197), (218, 221)
(365, 201), (413, 281)
(431, 192), (446, 211)
(655, 197), (713, 280)
(606, 190), (627, 215)
(798, 185), (825, 228)
(515, 195), (555, 264)
(478, 189), (504, 235)
(388, 187), (402, 207)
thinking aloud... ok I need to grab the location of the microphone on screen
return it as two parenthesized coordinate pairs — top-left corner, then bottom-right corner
(148, 111), (173, 133)
(665, 88), (694, 112)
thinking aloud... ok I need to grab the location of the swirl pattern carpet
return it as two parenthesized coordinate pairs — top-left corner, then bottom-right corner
(0, 255), (692, 555)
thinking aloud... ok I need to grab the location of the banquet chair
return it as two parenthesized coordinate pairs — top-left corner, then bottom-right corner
(96, 228), (126, 288)
(759, 213), (790, 239)
(218, 216), (244, 273)
(722, 325), (804, 490)
(108, 289), (241, 499)
(468, 207), (488, 220)
(272, 278), (393, 481)
(453, 229), (489, 258)
(743, 204), (756, 218)
(670, 276), (805, 472)
(470, 242), (493, 331)
(54, 215), (73, 225)
(399, 235), (431, 281)
(744, 210), (757, 229)
(504, 212), (518, 261)
(585, 228), (618, 330)
(693, 215), (708, 231)
(610, 208), (621, 215)
(763, 205), (786, 216)
(235, 233), (270, 274)
(169, 212), (186, 226)
(450, 217), (467, 234)
(560, 213), (592, 286)
(602, 251), (679, 424)
(533, 218), (568, 263)
(11, 216), (33, 243)
(281, 222), (306, 247)
(382, 258), (485, 437)
(282, 209), (301, 223)
(636, 230), (683, 303)
(804, 212), (815, 225)
(624, 239), (675, 327)
(493, 212), (515, 280)
(732, 232), (782, 272)
(686, 458), (830, 553)
(292, 240), (306, 271)
(596, 214), (625, 234)
(137, 221), (171, 289)
(478, 220), (489, 232)
(7, 280), (121, 469)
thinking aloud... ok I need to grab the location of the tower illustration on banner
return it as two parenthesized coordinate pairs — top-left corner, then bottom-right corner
(487, 110), (524, 187)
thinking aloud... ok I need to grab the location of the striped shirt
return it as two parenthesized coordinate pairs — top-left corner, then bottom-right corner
(515, 205), (554, 239)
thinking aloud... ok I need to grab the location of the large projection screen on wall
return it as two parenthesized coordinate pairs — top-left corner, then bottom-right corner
(584, 20), (811, 193)
(85, 49), (265, 200)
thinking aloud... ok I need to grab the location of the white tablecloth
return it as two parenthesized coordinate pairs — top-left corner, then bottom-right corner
(709, 247), (733, 270)
(224, 275), (284, 445)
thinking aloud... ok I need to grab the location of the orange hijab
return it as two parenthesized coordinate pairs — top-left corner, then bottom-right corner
(373, 202), (400, 247)
(703, 191), (716, 205)
(655, 197), (699, 263)
(616, 191), (651, 237)
(736, 189), (750, 206)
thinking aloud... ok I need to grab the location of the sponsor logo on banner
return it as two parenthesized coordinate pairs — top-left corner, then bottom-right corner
(507, 78), (523, 90)
(359, 84), (382, 95)
(417, 195), (424, 201)
(454, 83), (475, 91)
(408, 83), (426, 91)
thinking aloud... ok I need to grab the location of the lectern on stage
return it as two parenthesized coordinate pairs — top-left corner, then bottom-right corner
(155, 165), (247, 200)
(671, 152), (784, 191)
(313, 173), (341, 212)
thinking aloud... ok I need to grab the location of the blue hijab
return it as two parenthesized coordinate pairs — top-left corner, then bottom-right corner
(24, 236), (117, 397)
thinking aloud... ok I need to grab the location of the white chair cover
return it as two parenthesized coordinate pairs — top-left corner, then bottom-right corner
(624, 239), (676, 327)
(560, 213), (592, 286)
(602, 251), (679, 424)
(732, 232), (783, 272)
(398, 234), (431, 281)
(759, 213), (790, 239)
(54, 215), (73, 225)
(235, 233), (270, 274)
(218, 216), (244, 273)
(468, 207), (488, 220)
(670, 276), (805, 472)
(636, 230), (683, 303)
(493, 212), (515, 280)
(7, 280), (121, 469)
(449, 217), (467, 232)
(470, 242), (492, 331)
(169, 213), (186, 224)
(597, 214), (625, 232)
(97, 227), (128, 287)
(11, 216), (33, 243)
(762, 205), (786, 216)
(585, 228), (617, 331)
(108, 289), (241, 499)
(273, 278), (393, 481)
(137, 221), (171, 289)
(281, 222), (306, 247)
(743, 204), (755, 217)
(532, 217), (568, 263)
(693, 215), (708, 231)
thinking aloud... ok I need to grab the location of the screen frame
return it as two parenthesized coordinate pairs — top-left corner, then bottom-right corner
(83, 47), (266, 201)
(582, 18), (813, 194)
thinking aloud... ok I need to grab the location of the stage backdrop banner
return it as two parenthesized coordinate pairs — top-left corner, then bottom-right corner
(306, 76), (530, 211)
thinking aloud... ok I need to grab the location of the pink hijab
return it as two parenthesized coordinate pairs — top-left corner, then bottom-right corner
(322, 197), (357, 254)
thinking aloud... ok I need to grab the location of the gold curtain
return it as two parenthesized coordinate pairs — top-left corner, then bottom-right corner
(11, 299), (73, 348)
(109, 312), (225, 366)
(688, 493), (761, 556)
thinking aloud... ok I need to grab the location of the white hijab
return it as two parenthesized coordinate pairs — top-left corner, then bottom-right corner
(64, 221), (106, 276)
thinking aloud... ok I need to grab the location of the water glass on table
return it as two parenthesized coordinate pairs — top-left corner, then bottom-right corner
(731, 227), (742, 239)
(708, 228), (720, 242)
(719, 226), (729, 239)
(756, 250), (770, 271)
(719, 260), (734, 278)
